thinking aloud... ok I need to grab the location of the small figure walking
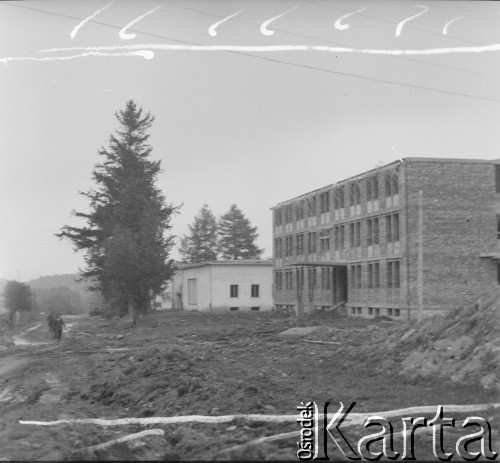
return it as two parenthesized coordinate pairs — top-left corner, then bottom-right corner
(53, 314), (65, 342)
(47, 312), (56, 339)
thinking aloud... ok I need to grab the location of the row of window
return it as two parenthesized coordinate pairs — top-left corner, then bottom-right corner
(187, 279), (261, 304)
(274, 261), (401, 290)
(350, 261), (401, 289)
(274, 214), (400, 257)
(275, 170), (399, 225)
(351, 307), (401, 317)
(230, 284), (260, 298)
(230, 307), (261, 311)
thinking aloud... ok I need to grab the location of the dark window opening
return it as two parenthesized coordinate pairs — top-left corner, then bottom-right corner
(230, 285), (238, 298)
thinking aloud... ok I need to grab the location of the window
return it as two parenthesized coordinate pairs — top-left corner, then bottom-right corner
(230, 284), (238, 298)
(308, 232), (317, 254)
(375, 308), (380, 316)
(339, 225), (345, 250)
(497, 264), (500, 285)
(275, 210), (282, 227)
(251, 284), (260, 298)
(385, 171), (399, 196)
(230, 307), (239, 311)
(367, 264), (373, 288)
(275, 272), (282, 291)
(386, 215), (392, 242)
(355, 222), (361, 247)
(296, 201), (304, 221)
(385, 172), (392, 197)
(497, 216), (500, 240)
(394, 261), (400, 288)
(320, 237), (330, 253)
(285, 205), (293, 224)
(393, 214), (400, 241)
(368, 307), (374, 315)
(367, 220), (373, 246)
(357, 307), (362, 314)
(374, 263), (380, 288)
(320, 191), (330, 213)
(366, 178), (372, 201)
(387, 262), (393, 288)
(356, 265), (362, 288)
(372, 177), (379, 200)
(392, 172), (399, 195)
(373, 218), (379, 245)
(496, 166), (500, 193)
(351, 307), (356, 314)
(388, 308), (393, 316)
(251, 307), (260, 311)
(394, 309), (401, 317)
(188, 279), (197, 304)
(334, 188), (345, 210)
(350, 265), (356, 288)
(350, 223), (355, 248)
(307, 196), (317, 217)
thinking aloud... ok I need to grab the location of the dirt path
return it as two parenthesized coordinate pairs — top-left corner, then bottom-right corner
(0, 311), (498, 461)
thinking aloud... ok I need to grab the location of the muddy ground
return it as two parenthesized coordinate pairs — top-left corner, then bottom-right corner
(0, 310), (499, 461)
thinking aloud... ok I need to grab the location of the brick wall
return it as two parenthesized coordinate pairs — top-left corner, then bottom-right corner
(405, 160), (498, 313)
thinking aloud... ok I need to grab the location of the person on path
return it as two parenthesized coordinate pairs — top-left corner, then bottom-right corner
(53, 314), (65, 342)
(47, 312), (56, 339)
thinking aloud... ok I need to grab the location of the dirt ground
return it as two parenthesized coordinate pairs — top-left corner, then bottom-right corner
(0, 310), (499, 461)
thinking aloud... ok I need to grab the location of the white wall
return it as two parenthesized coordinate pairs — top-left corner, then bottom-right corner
(179, 263), (273, 312)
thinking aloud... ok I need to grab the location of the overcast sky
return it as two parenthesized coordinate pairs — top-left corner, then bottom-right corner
(1, 0), (499, 282)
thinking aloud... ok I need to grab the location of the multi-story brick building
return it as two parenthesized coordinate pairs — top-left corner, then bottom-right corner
(271, 157), (500, 320)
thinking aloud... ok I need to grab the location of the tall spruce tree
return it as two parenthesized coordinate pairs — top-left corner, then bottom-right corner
(57, 101), (179, 324)
(179, 204), (219, 263)
(218, 204), (263, 260)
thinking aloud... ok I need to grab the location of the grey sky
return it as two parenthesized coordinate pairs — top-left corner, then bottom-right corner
(1, 0), (499, 281)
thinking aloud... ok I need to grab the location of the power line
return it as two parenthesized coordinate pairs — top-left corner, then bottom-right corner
(226, 51), (500, 103)
(4, 2), (499, 103)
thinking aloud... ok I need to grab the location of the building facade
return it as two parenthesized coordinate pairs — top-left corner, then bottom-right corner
(272, 157), (500, 320)
(156, 260), (273, 312)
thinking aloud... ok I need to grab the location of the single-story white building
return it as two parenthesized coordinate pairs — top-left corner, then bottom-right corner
(155, 259), (273, 312)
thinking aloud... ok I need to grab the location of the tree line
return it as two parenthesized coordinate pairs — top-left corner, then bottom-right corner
(54, 100), (263, 324)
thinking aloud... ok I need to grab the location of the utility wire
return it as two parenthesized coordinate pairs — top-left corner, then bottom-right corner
(4, 2), (499, 103)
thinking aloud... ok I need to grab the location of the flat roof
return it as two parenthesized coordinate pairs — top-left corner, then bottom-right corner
(176, 259), (273, 270)
(271, 156), (500, 209)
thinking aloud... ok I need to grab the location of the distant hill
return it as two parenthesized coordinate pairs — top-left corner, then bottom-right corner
(28, 274), (89, 294)
(27, 274), (103, 314)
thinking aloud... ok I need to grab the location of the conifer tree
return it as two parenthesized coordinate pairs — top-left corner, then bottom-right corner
(57, 101), (179, 324)
(179, 204), (219, 263)
(3, 281), (32, 326)
(218, 204), (263, 260)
